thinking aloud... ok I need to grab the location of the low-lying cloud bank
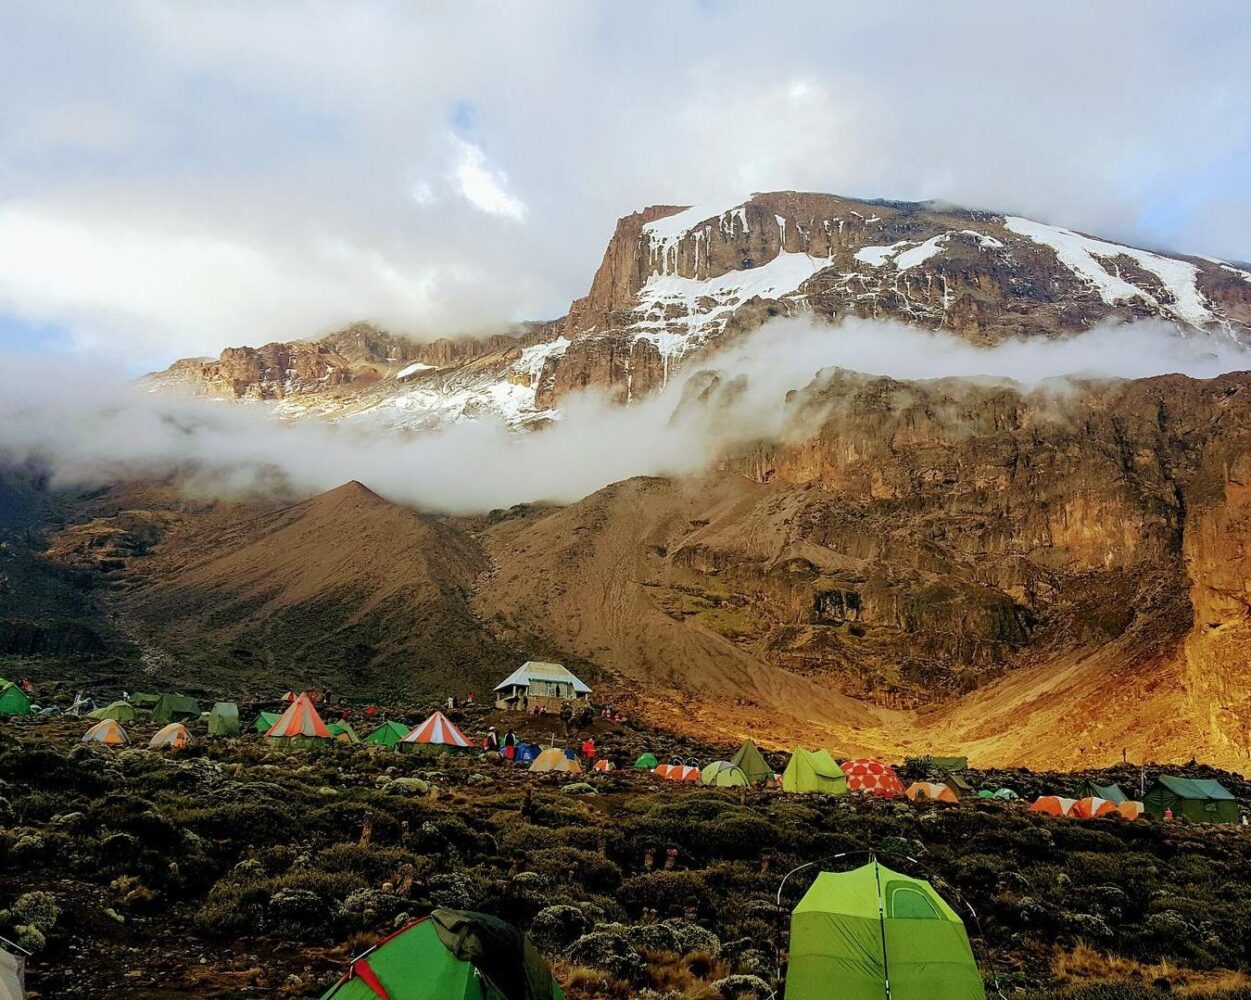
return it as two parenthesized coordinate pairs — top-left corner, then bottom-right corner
(2, 318), (1249, 513)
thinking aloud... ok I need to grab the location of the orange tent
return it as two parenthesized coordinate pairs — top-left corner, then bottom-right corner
(592, 759), (615, 772)
(1029, 795), (1076, 817)
(653, 763), (674, 778)
(906, 781), (959, 803)
(842, 758), (905, 798)
(265, 692), (331, 742)
(1117, 800), (1144, 821)
(529, 748), (582, 774)
(148, 722), (191, 750)
(1071, 796), (1118, 819)
(400, 710), (471, 748)
(281, 691), (297, 702)
(82, 718), (129, 746)
(665, 764), (701, 782)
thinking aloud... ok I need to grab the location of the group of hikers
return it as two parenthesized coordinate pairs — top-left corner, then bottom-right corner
(483, 725), (599, 762)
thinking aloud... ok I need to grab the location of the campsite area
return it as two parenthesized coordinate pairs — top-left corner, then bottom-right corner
(2, 691), (1251, 999)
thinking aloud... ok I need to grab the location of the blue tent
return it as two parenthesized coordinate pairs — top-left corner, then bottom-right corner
(515, 743), (539, 763)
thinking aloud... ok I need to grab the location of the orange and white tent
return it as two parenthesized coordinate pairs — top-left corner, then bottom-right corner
(842, 758), (905, 798)
(653, 763), (675, 778)
(83, 718), (129, 746)
(906, 781), (959, 803)
(281, 691), (297, 702)
(1117, 800), (1144, 821)
(664, 764), (701, 782)
(1029, 795), (1076, 817)
(1071, 796), (1118, 819)
(592, 759), (615, 772)
(529, 748), (583, 774)
(400, 710), (471, 748)
(149, 722), (191, 750)
(265, 692), (332, 741)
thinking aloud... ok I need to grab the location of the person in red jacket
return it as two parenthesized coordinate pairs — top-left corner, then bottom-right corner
(581, 736), (596, 761)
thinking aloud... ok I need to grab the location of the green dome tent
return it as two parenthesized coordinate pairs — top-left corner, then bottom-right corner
(1076, 780), (1127, 804)
(700, 761), (749, 787)
(634, 752), (659, 770)
(781, 748), (847, 795)
(208, 702), (241, 736)
(253, 711), (282, 733)
(992, 788), (1019, 801)
(329, 720), (361, 744)
(729, 738), (773, 784)
(321, 908), (565, 1000)
(786, 860), (985, 1000)
(0, 683), (32, 717)
(365, 721), (411, 747)
(152, 693), (200, 724)
(88, 700), (137, 722)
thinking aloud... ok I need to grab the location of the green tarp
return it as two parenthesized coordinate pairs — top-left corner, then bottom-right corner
(634, 753), (659, 770)
(1077, 781), (1127, 804)
(781, 748), (848, 795)
(1144, 776), (1239, 823)
(329, 721), (361, 744)
(366, 721), (411, 747)
(88, 700), (136, 722)
(786, 861), (985, 1000)
(0, 683), (32, 717)
(152, 693), (200, 723)
(208, 702), (241, 736)
(321, 909), (565, 1000)
(729, 738), (773, 784)
(930, 756), (969, 771)
(254, 711), (282, 733)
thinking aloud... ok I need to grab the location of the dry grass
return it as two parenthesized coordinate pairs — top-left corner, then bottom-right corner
(1053, 941), (1251, 995)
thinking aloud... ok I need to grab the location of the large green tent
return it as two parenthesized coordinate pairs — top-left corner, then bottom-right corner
(321, 908), (565, 1000)
(786, 861), (985, 1000)
(329, 721), (361, 744)
(729, 738), (773, 784)
(88, 700), (137, 722)
(634, 752), (659, 770)
(208, 702), (241, 736)
(130, 693), (160, 709)
(1144, 776), (1238, 823)
(152, 693), (200, 724)
(1076, 780), (1127, 804)
(781, 748), (847, 795)
(0, 683), (32, 717)
(365, 721), (410, 747)
(254, 711), (282, 733)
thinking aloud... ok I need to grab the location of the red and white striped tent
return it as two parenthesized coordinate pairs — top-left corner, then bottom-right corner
(664, 764), (701, 782)
(400, 710), (471, 748)
(265, 692), (332, 741)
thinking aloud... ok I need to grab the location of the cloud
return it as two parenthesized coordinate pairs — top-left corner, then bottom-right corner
(450, 137), (527, 221)
(2, 317), (1249, 514)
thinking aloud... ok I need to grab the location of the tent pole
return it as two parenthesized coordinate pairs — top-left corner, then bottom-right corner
(872, 858), (891, 1000)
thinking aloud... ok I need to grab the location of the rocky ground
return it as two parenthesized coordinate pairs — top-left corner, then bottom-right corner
(2, 705), (1251, 999)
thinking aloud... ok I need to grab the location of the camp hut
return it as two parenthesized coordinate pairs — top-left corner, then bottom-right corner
(785, 860), (986, 1000)
(906, 781), (959, 804)
(1070, 796), (1118, 819)
(0, 683), (32, 717)
(634, 752), (659, 770)
(592, 759), (615, 772)
(1076, 780), (1127, 804)
(493, 661), (591, 713)
(82, 719), (129, 746)
(253, 710), (281, 734)
(321, 908), (566, 1000)
(842, 758), (905, 798)
(1144, 776), (1239, 823)
(329, 721), (361, 744)
(529, 748), (583, 774)
(88, 700), (136, 722)
(782, 748), (848, 795)
(365, 721), (410, 747)
(1029, 795), (1076, 817)
(729, 738), (773, 784)
(701, 761), (749, 788)
(148, 722), (191, 750)
(265, 693), (332, 747)
(152, 693), (200, 724)
(400, 711), (471, 751)
(208, 702), (241, 736)
(1117, 800), (1144, 821)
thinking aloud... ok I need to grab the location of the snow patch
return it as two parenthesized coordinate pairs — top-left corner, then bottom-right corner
(393, 361), (435, 380)
(512, 337), (570, 379)
(855, 241), (910, 267)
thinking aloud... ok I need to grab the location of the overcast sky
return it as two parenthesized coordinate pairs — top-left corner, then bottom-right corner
(1, 1), (1249, 370)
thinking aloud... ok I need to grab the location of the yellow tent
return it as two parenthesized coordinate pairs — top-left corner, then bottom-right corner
(82, 718), (129, 746)
(529, 748), (583, 774)
(148, 722), (191, 750)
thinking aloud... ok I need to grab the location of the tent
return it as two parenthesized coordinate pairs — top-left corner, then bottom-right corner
(1070, 796), (1118, 819)
(700, 761), (749, 787)
(592, 759), (615, 772)
(907, 781), (959, 804)
(0, 941), (25, 1000)
(82, 719), (129, 746)
(149, 722), (191, 750)
(254, 711), (282, 734)
(208, 702), (241, 736)
(515, 743), (539, 764)
(1117, 800), (1144, 821)
(634, 752), (659, 770)
(1076, 780), (1127, 804)
(842, 758), (905, 798)
(664, 764), (701, 783)
(977, 790), (995, 799)
(282, 691), (297, 702)
(400, 711), (472, 750)
(1029, 796), (1076, 817)
(1144, 776), (1239, 823)
(529, 748), (582, 774)
(930, 756), (969, 771)
(992, 788), (1019, 801)
(729, 739), (773, 784)
(265, 693), (332, 746)
(329, 721), (361, 744)
(88, 700), (136, 722)
(365, 721), (411, 747)
(152, 693), (200, 724)
(944, 772), (975, 796)
(130, 693), (159, 709)
(785, 860), (985, 1000)
(320, 908), (566, 1000)
(0, 683), (32, 717)
(782, 749), (848, 795)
